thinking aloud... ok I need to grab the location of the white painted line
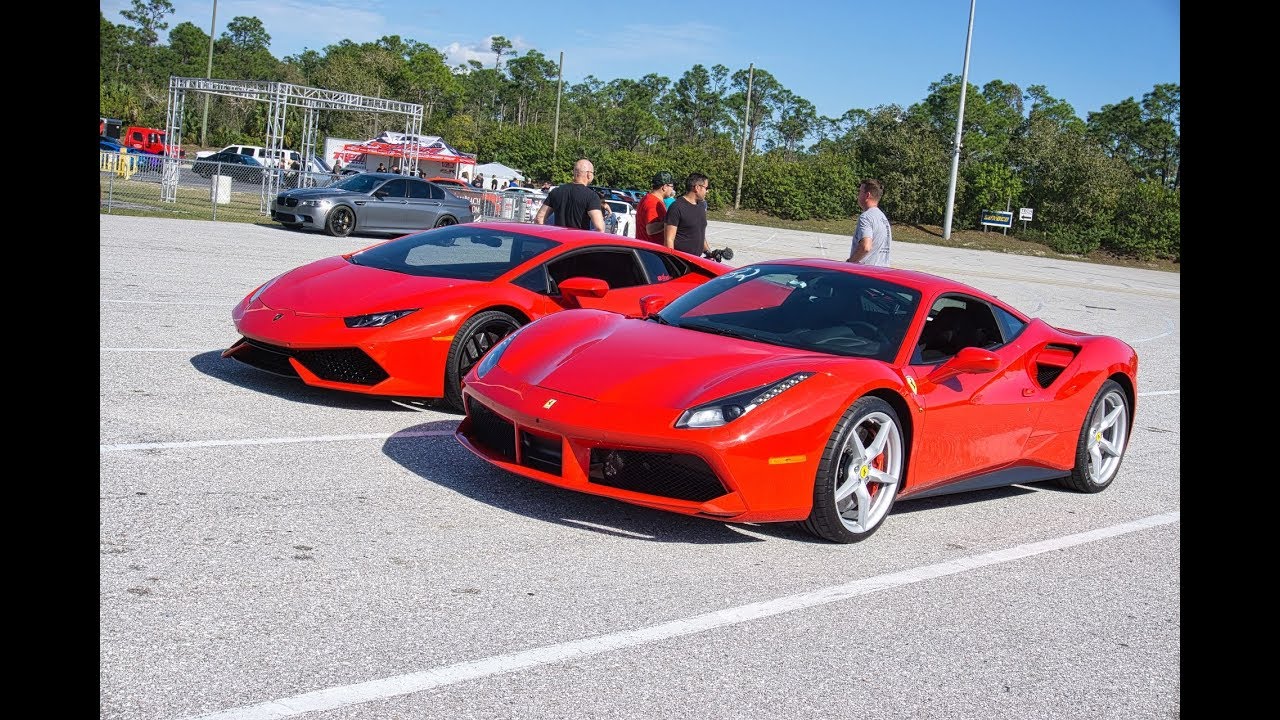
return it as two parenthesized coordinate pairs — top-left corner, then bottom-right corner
(101, 348), (215, 353)
(101, 298), (233, 306)
(100, 429), (456, 453)
(178, 511), (1180, 720)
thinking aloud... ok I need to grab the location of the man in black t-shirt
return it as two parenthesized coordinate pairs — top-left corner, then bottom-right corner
(664, 172), (710, 256)
(534, 158), (605, 232)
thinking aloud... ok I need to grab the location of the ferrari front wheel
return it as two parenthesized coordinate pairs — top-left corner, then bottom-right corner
(1059, 379), (1130, 493)
(802, 396), (904, 543)
(443, 310), (522, 412)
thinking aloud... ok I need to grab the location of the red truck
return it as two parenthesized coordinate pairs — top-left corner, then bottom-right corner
(122, 126), (183, 157)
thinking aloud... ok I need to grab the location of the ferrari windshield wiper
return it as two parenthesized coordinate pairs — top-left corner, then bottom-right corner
(647, 313), (672, 325)
(680, 321), (764, 343)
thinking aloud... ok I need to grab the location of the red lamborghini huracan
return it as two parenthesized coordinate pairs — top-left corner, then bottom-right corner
(223, 222), (729, 410)
(455, 258), (1139, 543)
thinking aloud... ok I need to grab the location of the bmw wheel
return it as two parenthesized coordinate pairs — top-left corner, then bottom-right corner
(1059, 379), (1130, 493)
(434, 216), (457, 228)
(325, 206), (355, 237)
(443, 310), (522, 412)
(802, 396), (904, 543)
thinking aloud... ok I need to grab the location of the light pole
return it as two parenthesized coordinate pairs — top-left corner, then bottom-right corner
(200, 0), (217, 147)
(942, 0), (975, 241)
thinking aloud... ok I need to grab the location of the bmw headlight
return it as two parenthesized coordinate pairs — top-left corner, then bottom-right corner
(344, 309), (418, 328)
(475, 333), (517, 379)
(299, 199), (330, 207)
(676, 372), (814, 428)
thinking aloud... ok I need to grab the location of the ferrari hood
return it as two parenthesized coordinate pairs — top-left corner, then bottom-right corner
(257, 257), (476, 316)
(512, 312), (837, 407)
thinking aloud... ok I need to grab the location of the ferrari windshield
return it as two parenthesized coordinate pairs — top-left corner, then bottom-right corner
(657, 264), (921, 362)
(349, 225), (559, 280)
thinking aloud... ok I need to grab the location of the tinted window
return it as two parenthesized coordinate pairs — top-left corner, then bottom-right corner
(407, 180), (432, 199)
(912, 294), (1005, 364)
(637, 248), (678, 283)
(378, 179), (409, 198)
(546, 249), (646, 291)
(350, 226), (559, 280)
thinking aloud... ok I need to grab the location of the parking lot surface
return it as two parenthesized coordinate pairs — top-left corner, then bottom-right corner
(101, 215), (1180, 720)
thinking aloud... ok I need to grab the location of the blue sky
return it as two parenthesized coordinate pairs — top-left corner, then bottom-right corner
(101, 0), (1180, 121)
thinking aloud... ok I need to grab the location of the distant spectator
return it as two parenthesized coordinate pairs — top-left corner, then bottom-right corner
(534, 158), (604, 232)
(540, 180), (552, 192)
(473, 173), (485, 188)
(490, 177), (499, 190)
(664, 172), (710, 256)
(375, 162), (386, 173)
(636, 171), (674, 244)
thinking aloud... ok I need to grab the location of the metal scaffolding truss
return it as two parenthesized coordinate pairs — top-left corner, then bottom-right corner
(163, 76), (424, 213)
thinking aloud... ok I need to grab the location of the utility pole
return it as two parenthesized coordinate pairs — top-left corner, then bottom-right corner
(942, 0), (975, 241)
(552, 52), (563, 159)
(735, 63), (754, 210)
(200, 0), (217, 147)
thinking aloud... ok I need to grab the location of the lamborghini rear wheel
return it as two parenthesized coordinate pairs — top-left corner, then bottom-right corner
(443, 310), (522, 412)
(802, 396), (904, 543)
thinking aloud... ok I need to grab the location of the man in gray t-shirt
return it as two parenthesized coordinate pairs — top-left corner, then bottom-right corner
(847, 178), (892, 266)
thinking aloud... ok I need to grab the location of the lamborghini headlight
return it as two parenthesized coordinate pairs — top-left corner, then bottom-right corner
(344, 309), (418, 328)
(676, 372), (814, 428)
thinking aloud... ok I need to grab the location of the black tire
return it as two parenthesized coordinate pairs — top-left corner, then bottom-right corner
(434, 215), (457, 228)
(1058, 379), (1130, 493)
(443, 311), (522, 412)
(801, 396), (904, 543)
(325, 206), (355, 237)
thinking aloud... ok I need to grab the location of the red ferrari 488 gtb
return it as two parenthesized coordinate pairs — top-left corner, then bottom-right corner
(455, 258), (1138, 543)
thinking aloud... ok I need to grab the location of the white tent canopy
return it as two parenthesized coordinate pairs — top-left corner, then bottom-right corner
(472, 162), (525, 187)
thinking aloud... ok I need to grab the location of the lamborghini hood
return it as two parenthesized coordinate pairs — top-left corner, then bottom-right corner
(256, 256), (477, 316)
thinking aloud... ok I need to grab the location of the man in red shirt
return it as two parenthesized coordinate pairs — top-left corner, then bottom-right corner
(635, 171), (675, 244)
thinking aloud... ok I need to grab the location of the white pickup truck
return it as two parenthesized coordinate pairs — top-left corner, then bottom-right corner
(194, 144), (305, 169)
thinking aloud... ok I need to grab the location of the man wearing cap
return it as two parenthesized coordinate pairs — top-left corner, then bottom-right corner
(636, 171), (675, 244)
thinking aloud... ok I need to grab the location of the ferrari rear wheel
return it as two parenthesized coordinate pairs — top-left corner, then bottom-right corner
(325, 206), (355, 237)
(443, 310), (522, 412)
(802, 396), (904, 543)
(1059, 379), (1130, 493)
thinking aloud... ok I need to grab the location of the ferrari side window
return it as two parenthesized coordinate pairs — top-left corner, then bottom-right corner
(914, 295), (1004, 364)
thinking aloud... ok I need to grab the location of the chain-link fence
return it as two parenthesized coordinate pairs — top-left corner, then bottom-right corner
(99, 149), (547, 226)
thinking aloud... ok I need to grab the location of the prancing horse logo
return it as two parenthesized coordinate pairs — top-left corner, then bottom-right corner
(543, 399), (557, 409)
(273, 313), (284, 321)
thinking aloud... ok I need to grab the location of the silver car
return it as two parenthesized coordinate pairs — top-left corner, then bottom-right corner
(273, 172), (474, 237)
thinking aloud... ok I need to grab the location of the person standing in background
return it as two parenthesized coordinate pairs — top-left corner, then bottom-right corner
(664, 172), (710, 256)
(636, 171), (674, 244)
(846, 178), (892, 266)
(534, 158), (605, 231)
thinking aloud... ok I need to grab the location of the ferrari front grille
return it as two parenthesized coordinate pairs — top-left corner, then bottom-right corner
(520, 430), (563, 475)
(467, 400), (516, 461)
(588, 450), (727, 502)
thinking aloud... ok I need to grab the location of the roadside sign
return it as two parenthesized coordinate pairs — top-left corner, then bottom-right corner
(981, 209), (1013, 229)
(1018, 207), (1033, 221)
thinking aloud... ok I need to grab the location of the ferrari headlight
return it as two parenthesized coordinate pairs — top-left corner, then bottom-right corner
(475, 333), (517, 378)
(676, 372), (814, 428)
(344, 309), (418, 328)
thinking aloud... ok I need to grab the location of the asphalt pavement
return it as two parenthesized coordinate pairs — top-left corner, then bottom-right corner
(100, 214), (1180, 720)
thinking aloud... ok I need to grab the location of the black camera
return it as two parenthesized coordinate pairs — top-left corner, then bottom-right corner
(705, 247), (735, 263)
